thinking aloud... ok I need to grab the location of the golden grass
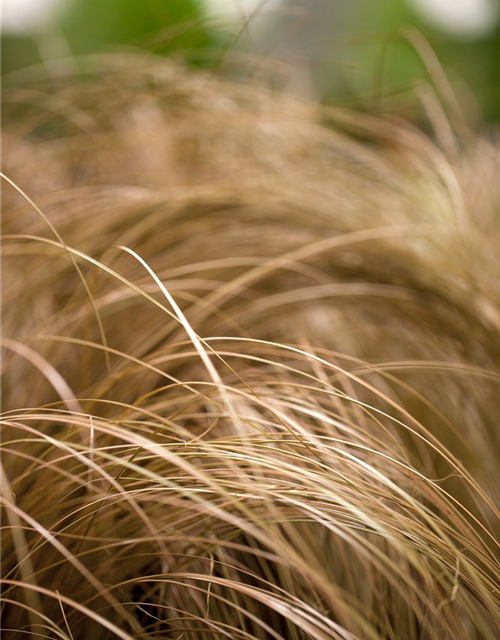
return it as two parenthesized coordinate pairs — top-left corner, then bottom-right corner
(1, 53), (500, 639)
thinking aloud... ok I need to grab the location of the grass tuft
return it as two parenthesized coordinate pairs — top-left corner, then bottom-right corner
(2, 53), (500, 639)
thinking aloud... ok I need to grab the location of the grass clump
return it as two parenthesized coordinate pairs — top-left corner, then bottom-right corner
(1, 53), (500, 639)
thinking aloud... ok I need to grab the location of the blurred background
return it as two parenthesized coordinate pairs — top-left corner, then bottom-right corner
(2, 0), (500, 123)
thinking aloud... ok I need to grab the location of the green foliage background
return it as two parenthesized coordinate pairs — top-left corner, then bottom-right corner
(2, 0), (499, 122)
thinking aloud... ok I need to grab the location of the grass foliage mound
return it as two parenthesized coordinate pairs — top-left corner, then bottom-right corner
(2, 54), (500, 639)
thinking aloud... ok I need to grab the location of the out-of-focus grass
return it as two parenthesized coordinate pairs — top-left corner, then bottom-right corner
(2, 0), (500, 122)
